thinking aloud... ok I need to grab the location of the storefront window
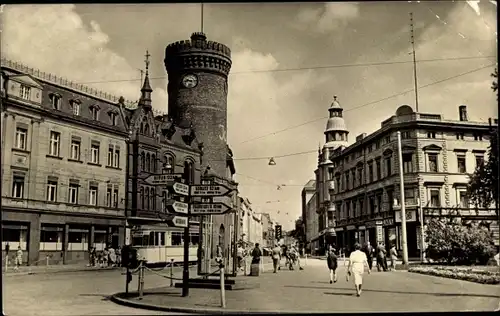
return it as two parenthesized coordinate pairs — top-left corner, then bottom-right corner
(40, 224), (63, 251)
(2, 223), (28, 250)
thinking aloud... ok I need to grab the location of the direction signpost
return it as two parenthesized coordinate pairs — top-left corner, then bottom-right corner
(147, 175), (236, 298)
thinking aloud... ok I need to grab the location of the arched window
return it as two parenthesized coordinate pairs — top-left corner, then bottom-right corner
(150, 188), (155, 210)
(140, 122), (144, 134)
(140, 152), (145, 171)
(145, 187), (150, 210)
(183, 160), (195, 184)
(163, 155), (174, 174)
(139, 187), (144, 209)
(144, 124), (150, 135)
(146, 153), (151, 172)
(161, 191), (168, 213)
(151, 154), (156, 172)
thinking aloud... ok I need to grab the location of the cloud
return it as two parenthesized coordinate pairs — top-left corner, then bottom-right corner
(2, 4), (168, 111)
(294, 3), (360, 34)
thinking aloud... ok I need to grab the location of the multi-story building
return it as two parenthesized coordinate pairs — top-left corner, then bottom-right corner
(1, 58), (130, 265)
(314, 96), (349, 253)
(260, 213), (275, 249)
(301, 179), (318, 253)
(124, 56), (203, 261)
(330, 104), (498, 257)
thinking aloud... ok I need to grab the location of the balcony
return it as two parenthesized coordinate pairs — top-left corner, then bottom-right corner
(2, 197), (125, 218)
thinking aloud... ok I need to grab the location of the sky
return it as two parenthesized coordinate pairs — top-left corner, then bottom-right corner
(2, 1), (498, 231)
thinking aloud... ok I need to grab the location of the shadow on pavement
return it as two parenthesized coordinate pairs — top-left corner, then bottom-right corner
(78, 294), (111, 301)
(285, 285), (500, 299)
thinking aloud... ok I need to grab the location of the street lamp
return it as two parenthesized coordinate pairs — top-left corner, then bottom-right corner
(268, 157), (276, 166)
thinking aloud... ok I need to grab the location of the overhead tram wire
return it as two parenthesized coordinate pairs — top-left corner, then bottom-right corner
(235, 62), (497, 146)
(74, 55), (494, 85)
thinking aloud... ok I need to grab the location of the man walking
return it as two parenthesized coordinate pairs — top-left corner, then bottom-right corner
(376, 242), (388, 272)
(271, 243), (281, 273)
(363, 242), (374, 271)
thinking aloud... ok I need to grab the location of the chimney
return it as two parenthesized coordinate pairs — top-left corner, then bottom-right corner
(356, 133), (367, 142)
(459, 105), (468, 121)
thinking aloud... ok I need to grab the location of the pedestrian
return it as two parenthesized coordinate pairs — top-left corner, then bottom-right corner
(102, 248), (109, 268)
(88, 247), (96, 267)
(376, 242), (388, 272)
(250, 243), (262, 276)
(5, 242), (10, 270)
(291, 244), (304, 270)
(14, 246), (23, 272)
(347, 243), (371, 297)
(237, 244), (244, 271)
(363, 242), (374, 271)
(271, 243), (281, 273)
(327, 246), (338, 284)
(389, 244), (398, 271)
(115, 246), (121, 267)
(108, 247), (116, 267)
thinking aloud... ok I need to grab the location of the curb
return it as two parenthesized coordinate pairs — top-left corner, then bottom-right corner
(110, 292), (294, 315)
(3, 266), (118, 277)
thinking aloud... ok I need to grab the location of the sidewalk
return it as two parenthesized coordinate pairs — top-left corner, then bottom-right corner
(2, 263), (119, 276)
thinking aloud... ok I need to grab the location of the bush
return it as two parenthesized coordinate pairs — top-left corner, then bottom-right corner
(425, 218), (496, 265)
(409, 266), (500, 284)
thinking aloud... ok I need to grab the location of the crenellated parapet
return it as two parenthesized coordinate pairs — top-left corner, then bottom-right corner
(164, 32), (232, 77)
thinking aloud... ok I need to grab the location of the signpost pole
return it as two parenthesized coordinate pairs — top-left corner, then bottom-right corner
(182, 187), (191, 297)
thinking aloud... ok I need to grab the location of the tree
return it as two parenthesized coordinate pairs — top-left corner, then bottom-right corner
(467, 68), (499, 217)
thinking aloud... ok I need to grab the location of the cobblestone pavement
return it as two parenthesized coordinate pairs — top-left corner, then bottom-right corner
(119, 258), (500, 313)
(3, 265), (197, 316)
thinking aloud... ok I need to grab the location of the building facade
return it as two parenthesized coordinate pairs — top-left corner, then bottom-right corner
(260, 213), (275, 249)
(301, 180), (318, 253)
(314, 96), (349, 253)
(330, 105), (498, 257)
(1, 58), (130, 265)
(124, 59), (203, 260)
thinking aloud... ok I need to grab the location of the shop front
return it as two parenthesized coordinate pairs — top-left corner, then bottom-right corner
(346, 225), (357, 252)
(335, 227), (345, 251)
(383, 217), (395, 251)
(394, 208), (419, 258)
(365, 220), (383, 246)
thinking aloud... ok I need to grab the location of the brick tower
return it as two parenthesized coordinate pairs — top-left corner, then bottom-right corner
(165, 32), (233, 260)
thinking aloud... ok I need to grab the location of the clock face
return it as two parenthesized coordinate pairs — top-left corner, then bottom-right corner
(181, 74), (198, 89)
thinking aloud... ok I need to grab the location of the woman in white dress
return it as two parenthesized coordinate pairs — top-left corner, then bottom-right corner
(347, 243), (371, 297)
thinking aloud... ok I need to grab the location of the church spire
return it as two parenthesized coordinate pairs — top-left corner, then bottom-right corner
(139, 50), (153, 110)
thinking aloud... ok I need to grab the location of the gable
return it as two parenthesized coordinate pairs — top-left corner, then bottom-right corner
(10, 74), (43, 89)
(422, 144), (442, 151)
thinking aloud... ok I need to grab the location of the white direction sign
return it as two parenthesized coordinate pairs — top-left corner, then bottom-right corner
(169, 182), (190, 196)
(190, 184), (232, 197)
(168, 215), (188, 228)
(144, 173), (183, 185)
(166, 200), (189, 214)
(190, 203), (232, 215)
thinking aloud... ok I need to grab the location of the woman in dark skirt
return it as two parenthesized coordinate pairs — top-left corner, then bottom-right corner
(327, 245), (338, 284)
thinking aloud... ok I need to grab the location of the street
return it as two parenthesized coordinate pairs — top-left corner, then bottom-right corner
(3, 267), (193, 316)
(4, 259), (499, 315)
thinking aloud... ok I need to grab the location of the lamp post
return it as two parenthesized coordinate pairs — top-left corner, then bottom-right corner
(397, 131), (409, 265)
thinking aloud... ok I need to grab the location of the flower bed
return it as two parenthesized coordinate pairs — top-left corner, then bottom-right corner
(409, 265), (500, 284)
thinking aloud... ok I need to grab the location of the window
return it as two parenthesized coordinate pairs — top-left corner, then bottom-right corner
(113, 188), (119, 208)
(91, 144), (100, 164)
(150, 188), (155, 210)
(345, 172), (350, 190)
(357, 167), (363, 186)
(335, 174), (341, 192)
(161, 191), (168, 212)
(368, 163), (373, 182)
(109, 112), (117, 126)
(459, 190), (468, 208)
(146, 154), (151, 172)
(404, 188), (416, 205)
(384, 136), (391, 144)
(70, 139), (80, 160)
(47, 180), (58, 202)
(376, 194), (382, 213)
(328, 167), (334, 181)
(375, 141), (380, 149)
(428, 153), (438, 172)
(375, 159), (381, 180)
(89, 185), (98, 206)
(473, 133), (483, 141)
(457, 155), (466, 173)
(351, 169), (356, 188)
(49, 94), (61, 110)
(456, 133), (464, 140)
(107, 148), (113, 167)
(140, 187), (144, 209)
(49, 131), (60, 156)
(387, 190), (394, 211)
(401, 131), (411, 139)
(12, 175), (24, 198)
(113, 148), (120, 168)
(68, 184), (79, 204)
(15, 128), (27, 150)
(402, 153), (413, 173)
(163, 155), (174, 173)
(475, 155), (484, 169)
(430, 189), (441, 207)
(71, 101), (80, 116)
(151, 154), (156, 172)
(19, 85), (31, 100)
(384, 156), (392, 177)
(145, 188), (150, 209)
(106, 187), (112, 207)
(427, 131), (436, 139)
(90, 106), (99, 120)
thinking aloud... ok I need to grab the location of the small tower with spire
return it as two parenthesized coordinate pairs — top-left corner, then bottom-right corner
(139, 50), (153, 111)
(320, 95), (349, 164)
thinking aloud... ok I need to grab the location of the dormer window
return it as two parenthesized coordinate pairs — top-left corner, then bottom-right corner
(109, 112), (118, 126)
(49, 93), (61, 110)
(89, 105), (100, 120)
(20, 85), (31, 100)
(69, 99), (81, 115)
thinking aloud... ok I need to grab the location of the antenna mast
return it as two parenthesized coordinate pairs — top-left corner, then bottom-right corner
(201, 3), (204, 33)
(410, 12), (419, 112)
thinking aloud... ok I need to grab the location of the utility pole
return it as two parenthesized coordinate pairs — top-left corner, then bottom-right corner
(397, 131), (409, 265)
(488, 118), (500, 249)
(201, 3), (204, 33)
(410, 12), (419, 113)
(410, 12), (426, 262)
